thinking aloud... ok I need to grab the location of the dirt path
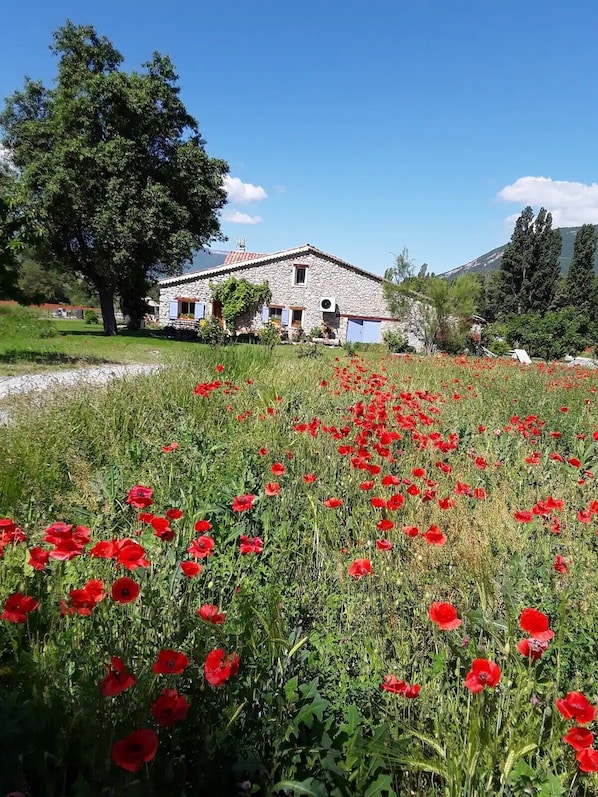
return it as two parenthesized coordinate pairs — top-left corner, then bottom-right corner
(0, 363), (162, 424)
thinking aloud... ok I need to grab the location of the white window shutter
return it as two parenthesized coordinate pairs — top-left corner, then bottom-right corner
(194, 302), (205, 320)
(281, 308), (289, 326)
(261, 305), (270, 323)
(169, 300), (178, 319)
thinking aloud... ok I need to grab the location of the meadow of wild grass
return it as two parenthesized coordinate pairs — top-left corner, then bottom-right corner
(0, 304), (202, 376)
(1, 344), (598, 796)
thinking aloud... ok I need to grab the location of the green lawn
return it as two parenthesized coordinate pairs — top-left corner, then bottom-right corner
(0, 316), (201, 377)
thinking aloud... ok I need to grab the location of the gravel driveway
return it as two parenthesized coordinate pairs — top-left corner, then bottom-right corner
(0, 363), (162, 424)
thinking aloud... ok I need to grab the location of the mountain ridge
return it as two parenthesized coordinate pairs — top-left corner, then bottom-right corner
(443, 225), (598, 279)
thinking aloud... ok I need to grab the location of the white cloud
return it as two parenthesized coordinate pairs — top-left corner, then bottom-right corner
(223, 175), (267, 204)
(497, 176), (598, 227)
(223, 209), (262, 225)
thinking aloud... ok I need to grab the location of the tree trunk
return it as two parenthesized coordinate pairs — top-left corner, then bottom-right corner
(120, 290), (146, 331)
(98, 285), (118, 335)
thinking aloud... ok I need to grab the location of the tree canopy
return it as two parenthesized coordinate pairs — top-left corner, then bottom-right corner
(564, 223), (597, 318)
(495, 206), (562, 317)
(383, 256), (481, 354)
(0, 21), (229, 333)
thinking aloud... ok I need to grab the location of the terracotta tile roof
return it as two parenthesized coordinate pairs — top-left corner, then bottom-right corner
(222, 251), (267, 266)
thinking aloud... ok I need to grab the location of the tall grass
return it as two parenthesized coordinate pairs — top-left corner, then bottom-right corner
(1, 349), (598, 795)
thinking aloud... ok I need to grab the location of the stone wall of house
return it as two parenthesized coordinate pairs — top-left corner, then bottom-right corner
(159, 251), (424, 349)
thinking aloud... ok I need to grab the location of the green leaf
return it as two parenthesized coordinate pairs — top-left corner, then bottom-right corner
(364, 773), (397, 797)
(274, 778), (328, 796)
(539, 775), (565, 797)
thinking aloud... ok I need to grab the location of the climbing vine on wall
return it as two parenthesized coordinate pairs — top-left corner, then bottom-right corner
(210, 278), (271, 326)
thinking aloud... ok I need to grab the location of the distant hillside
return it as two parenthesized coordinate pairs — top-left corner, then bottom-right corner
(443, 225), (598, 280)
(181, 249), (228, 274)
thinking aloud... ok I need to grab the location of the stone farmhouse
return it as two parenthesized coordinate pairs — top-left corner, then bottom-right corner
(158, 243), (418, 345)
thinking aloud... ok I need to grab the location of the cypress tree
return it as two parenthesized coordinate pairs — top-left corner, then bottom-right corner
(564, 224), (597, 317)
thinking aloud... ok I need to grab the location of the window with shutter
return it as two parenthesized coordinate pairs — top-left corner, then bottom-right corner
(169, 300), (178, 319)
(281, 308), (290, 326)
(261, 305), (270, 323)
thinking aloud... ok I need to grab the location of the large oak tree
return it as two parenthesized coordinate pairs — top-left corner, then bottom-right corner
(0, 22), (229, 333)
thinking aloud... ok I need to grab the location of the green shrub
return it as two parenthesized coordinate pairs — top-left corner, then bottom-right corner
(83, 309), (99, 325)
(503, 308), (597, 360)
(258, 320), (280, 348)
(489, 338), (510, 356)
(383, 329), (414, 353)
(308, 326), (323, 339)
(196, 315), (230, 346)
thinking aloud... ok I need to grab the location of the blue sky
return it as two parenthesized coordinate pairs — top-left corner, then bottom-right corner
(2, 0), (598, 275)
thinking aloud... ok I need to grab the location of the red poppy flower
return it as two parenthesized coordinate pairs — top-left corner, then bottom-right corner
(412, 468), (426, 478)
(188, 536), (215, 558)
(151, 688), (190, 727)
(101, 656), (136, 697)
(563, 727), (594, 751)
(89, 540), (117, 559)
(381, 675), (406, 694)
(239, 535), (263, 554)
(180, 561), (202, 577)
(377, 519), (394, 532)
(125, 485), (154, 510)
(161, 442), (179, 453)
(553, 555), (569, 574)
(576, 748), (598, 772)
(302, 472), (317, 483)
(473, 488), (487, 500)
(514, 510), (534, 523)
(347, 558), (373, 579)
(438, 497), (455, 510)
(1, 593), (39, 623)
(111, 577), (140, 604)
(151, 516), (174, 541)
(271, 463), (285, 476)
(111, 729), (158, 772)
(403, 525), (420, 537)
(166, 508), (183, 520)
(424, 526), (447, 546)
(85, 579), (106, 604)
(519, 608), (554, 642)
(232, 494), (255, 512)
(265, 482), (280, 496)
(516, 638), (549, 661)
(464, 659), (501, 693)
(370, 497), (386, 508)
(429, 602), (462, 630)
(360, 480), (374, 490)
(568, 457), (582, 468)
(116, 541), (150, 570)
(556, 692), (596, 724)
(406, 484), (420, 496)
(381, 675), (420, 697)
(68, 581), (105, 616)
(381, 474), (401, 486)
(197, 604), (226, 624)
(376, 539), (393, 551)
(28, 546), (49, 570)
(194, 519), (212, 532)
(204, 648), (239, 686)
(153, 649), (190, 675)
(324, 497), (343, 508)
(386, 494), (405, 511)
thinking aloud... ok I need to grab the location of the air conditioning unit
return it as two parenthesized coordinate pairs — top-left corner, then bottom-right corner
(320, 296), (336, 312)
